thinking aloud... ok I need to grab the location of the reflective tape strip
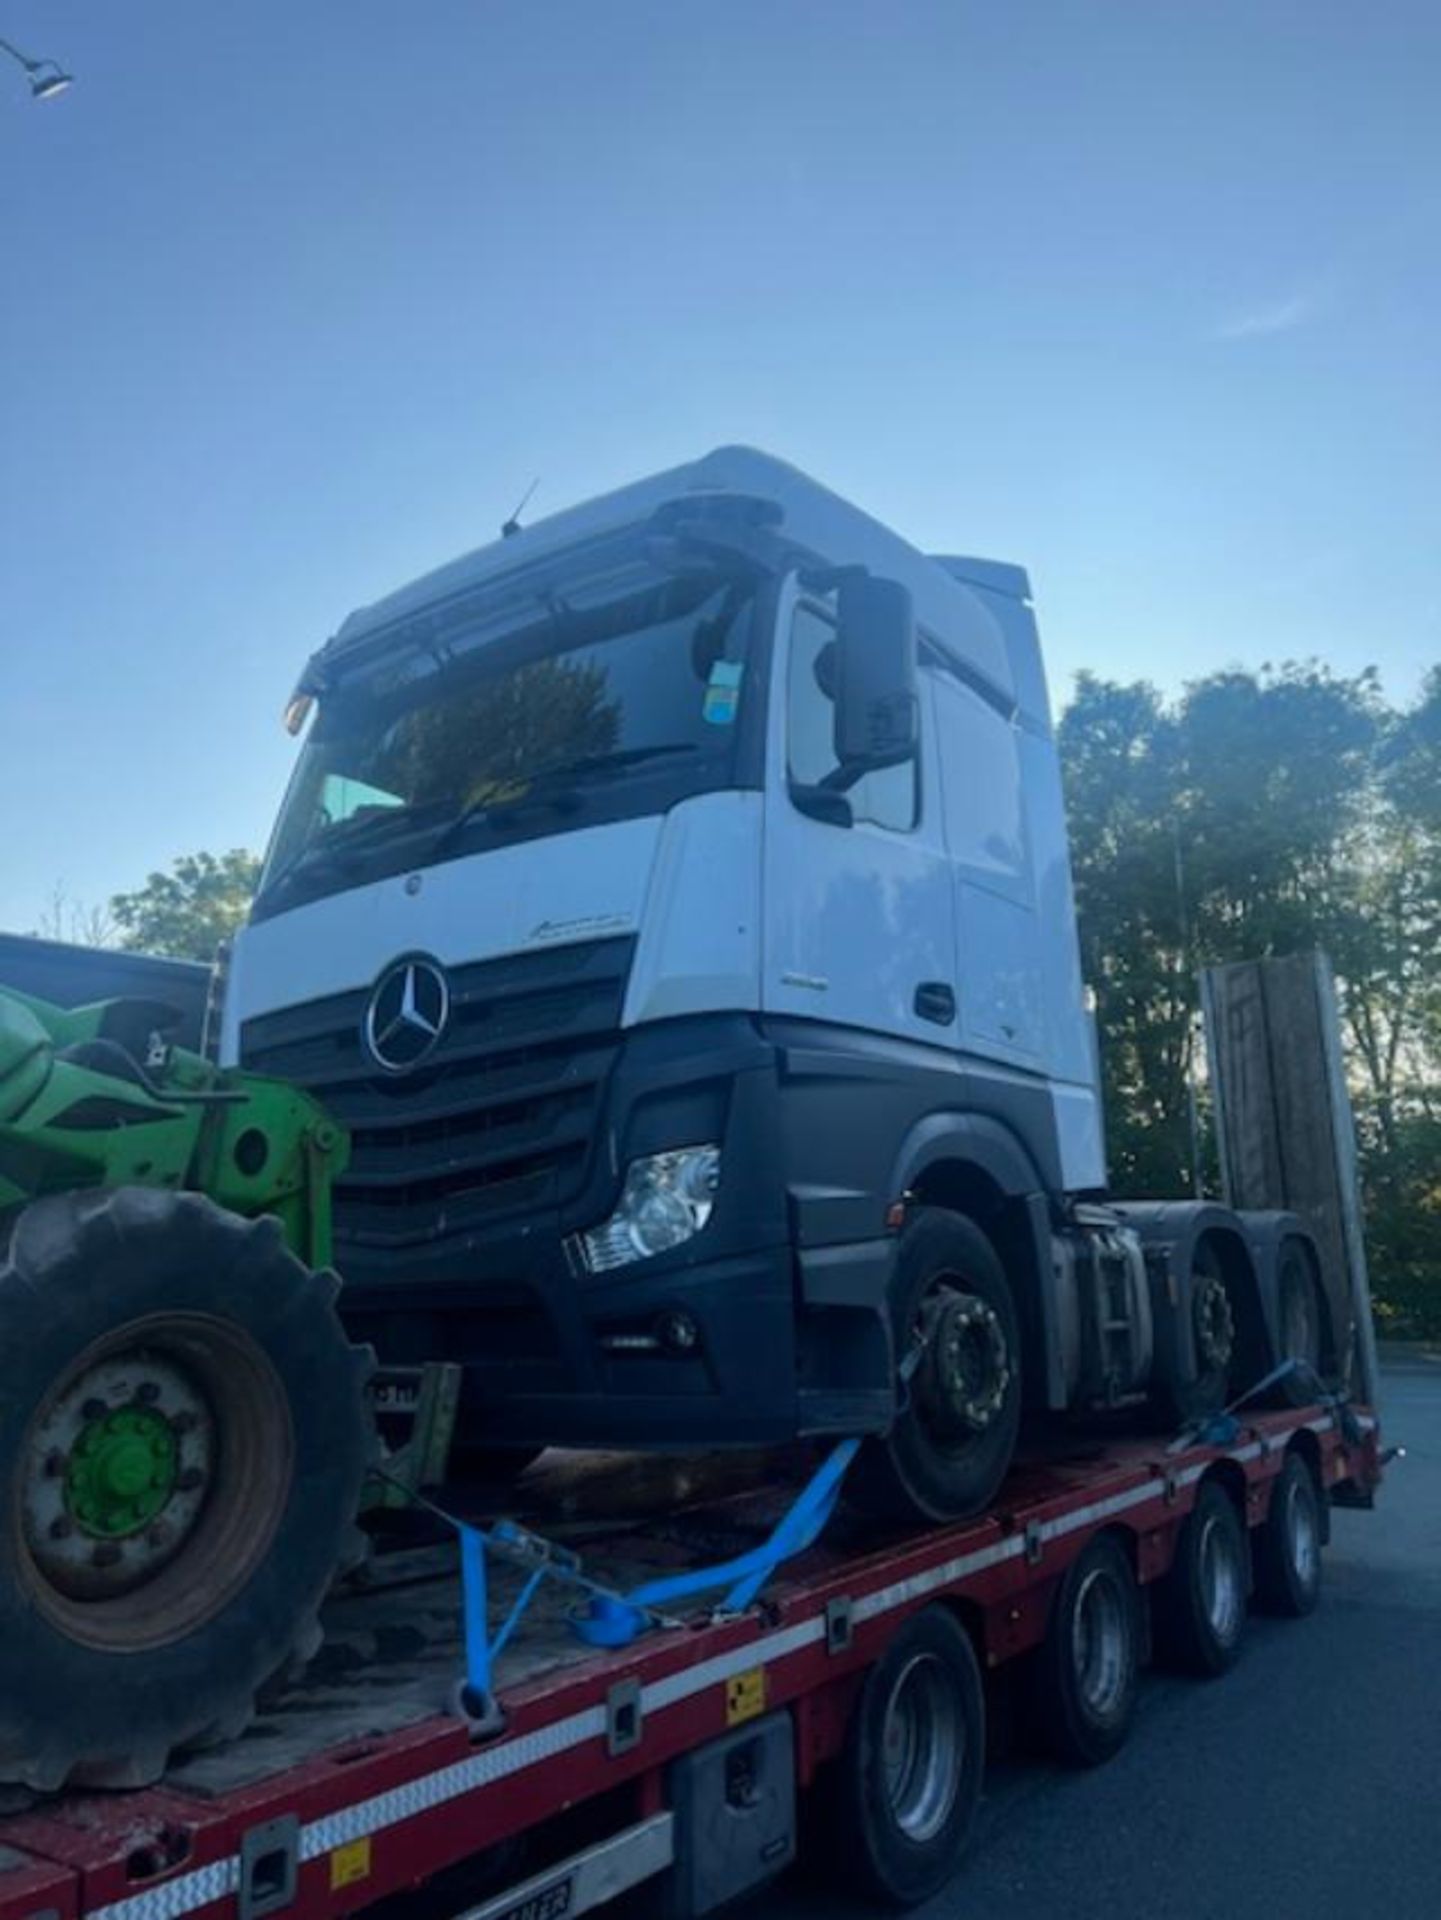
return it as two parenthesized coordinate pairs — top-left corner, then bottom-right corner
(84, 1415), (1333, 1920)
(299, 1704), (609, 1860)
(852, 1533), (1026, 1627)
(89, 1859), (240, 1920)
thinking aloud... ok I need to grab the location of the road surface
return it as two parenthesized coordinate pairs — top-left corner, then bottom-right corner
(778, 1355), (1441, 1920)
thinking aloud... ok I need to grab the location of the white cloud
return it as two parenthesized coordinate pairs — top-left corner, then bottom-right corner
(1214, 292), (1317, 340)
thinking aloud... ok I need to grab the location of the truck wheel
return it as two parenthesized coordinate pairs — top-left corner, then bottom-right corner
(1253, 1452), (1323, 1617)
(851, 1209), (1022, 1524)
(1152, 1240), (1233, 1428)
(1029, 1533), (1142, 1766)
(0, 1188), (371, 1792)
(1271, 1242), (1326, 1406)
(1154, 1479), (1248, 1677)
(837, 1606), (984, 1908)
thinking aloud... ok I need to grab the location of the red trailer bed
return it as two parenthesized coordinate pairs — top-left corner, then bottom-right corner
(0, 1405), (1382, 1920)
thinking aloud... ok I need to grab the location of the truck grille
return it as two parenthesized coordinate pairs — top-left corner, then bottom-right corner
(239, 937), (634, 1258)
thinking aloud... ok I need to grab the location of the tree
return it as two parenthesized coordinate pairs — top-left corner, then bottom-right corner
(1058, 660), (1441, 1337)
(30, 883), (114, 948)
(110, 850), (261, 962)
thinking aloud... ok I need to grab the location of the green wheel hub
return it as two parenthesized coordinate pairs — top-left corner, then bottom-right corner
(23, 1345), (215, 1601)
(65, 1405), (179, 1538)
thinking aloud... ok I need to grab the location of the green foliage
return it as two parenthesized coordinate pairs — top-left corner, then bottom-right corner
(110, 850), (261, 963)
(1059, 661), (1441, 1334)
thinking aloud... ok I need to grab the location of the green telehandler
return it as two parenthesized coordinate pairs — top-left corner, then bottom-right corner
(0, 985), (373, 1793)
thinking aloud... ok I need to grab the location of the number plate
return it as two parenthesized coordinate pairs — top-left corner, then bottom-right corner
(490, 1875), (574, 1920)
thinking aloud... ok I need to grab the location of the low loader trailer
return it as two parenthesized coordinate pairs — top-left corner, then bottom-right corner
(0, 1395), (1383, 1920)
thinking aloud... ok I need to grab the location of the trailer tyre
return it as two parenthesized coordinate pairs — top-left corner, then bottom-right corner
(1253, 1452), (1323, 1617)
(1029, 1533), (1142, 1766)
(837, 1605), (984, 1908)
(0, 1187), (371, 1792)
(1154, 1479), (1248, 1677)
(852, 1208), (1022, 1524)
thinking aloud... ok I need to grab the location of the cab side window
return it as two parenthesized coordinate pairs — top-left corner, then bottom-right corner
(787, 603), (917, 831)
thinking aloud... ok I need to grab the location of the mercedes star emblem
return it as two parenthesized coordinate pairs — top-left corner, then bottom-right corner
(364, 957), (450, 1073)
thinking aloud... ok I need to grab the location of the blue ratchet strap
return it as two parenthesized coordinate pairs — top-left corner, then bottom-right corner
(1167, 1356), (1351, 1454)
(574, 1434), (864, 1643)
(445, 1356), (900, 1713)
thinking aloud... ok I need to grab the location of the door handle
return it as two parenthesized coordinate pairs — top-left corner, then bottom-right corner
(914, 981), (956, 1026)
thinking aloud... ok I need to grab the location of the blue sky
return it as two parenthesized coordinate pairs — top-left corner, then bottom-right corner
(2, 2), (1437, 933)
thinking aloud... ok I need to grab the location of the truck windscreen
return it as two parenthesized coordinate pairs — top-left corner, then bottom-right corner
(253, 563), (756, 919)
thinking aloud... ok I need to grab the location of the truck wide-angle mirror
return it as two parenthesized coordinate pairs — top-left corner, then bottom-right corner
(833, 575), (918, 770)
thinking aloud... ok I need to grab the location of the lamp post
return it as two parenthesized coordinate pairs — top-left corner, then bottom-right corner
(0, 33), (73, 100)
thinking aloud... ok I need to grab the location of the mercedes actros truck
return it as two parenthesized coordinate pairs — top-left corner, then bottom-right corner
(223, 448), (1347, 1520)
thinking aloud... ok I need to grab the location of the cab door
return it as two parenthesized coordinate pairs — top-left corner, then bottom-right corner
(930, 664), (1045, 1064)
(760, 574), (957, 1050)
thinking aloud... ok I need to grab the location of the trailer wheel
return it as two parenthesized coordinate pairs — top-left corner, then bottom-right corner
(838, 1606), (984, 1908)
(1154, 1479), (1248, 1677)
(1253, 1452), (1323, 1617)
(1029, 1533), (1142, 1766)
(851, 1209), (1022, 1524)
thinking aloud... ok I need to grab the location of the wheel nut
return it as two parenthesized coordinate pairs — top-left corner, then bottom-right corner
(48, 1515), (72, 1541)
(92, 1542), (123, 1569)
(146, 1521), (170, 1549)
(171, 1411), (197, 1436)
(82, 1397), (107, 1422)
(44, 1449), (65, 1478)
(135, 1381), (161, 1406)
(176, 1467), (205, 1493)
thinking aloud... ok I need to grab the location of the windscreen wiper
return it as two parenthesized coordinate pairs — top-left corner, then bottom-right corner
(260, 803), (443, 904)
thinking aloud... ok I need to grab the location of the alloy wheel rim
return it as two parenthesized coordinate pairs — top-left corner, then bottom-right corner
(880, 1652), (964, 1843)
(1198, 1511), (1245, 1645)
(1285, 1476), (1320, 1589)
(1072, 1567), (1130, 1719)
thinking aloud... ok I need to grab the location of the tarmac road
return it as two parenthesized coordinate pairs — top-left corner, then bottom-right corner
(777, 1354), (1441, 1920)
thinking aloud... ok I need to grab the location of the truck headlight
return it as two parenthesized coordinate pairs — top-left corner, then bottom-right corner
(578, 1145), (721, 1274)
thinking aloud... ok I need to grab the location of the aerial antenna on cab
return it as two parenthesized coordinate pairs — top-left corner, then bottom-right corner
(501, 477), (541, 540)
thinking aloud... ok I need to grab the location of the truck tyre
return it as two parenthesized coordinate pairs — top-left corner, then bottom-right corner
(851, 1209), (1022, 1525)
(1151, 1240), (1233, 1429)
(836, 1605), (984, 1908)
(1271, 1241), (1327, 1407)
(1253, 1452), (1323, 1617)
(0, 1187), (371, 1792)
(1154, 1479), (1248, 1677)
(1029, 1533), (1142, 1767)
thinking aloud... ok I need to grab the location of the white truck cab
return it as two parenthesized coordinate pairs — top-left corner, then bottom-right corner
(225, 450), (1337, 1518)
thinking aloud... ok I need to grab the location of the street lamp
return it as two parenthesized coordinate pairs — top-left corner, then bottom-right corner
(0, 34), (73, 101)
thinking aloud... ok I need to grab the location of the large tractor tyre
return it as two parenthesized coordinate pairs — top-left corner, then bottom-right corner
(850, 1209), (1022, 1526)
(0, 1187), (372, 1792)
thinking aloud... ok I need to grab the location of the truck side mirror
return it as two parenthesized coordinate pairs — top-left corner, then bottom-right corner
(833, 576), (918, 771)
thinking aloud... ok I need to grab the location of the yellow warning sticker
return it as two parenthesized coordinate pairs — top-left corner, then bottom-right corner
(726, 1666), (767, 1726)
(329, 1836), (373, 1891)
